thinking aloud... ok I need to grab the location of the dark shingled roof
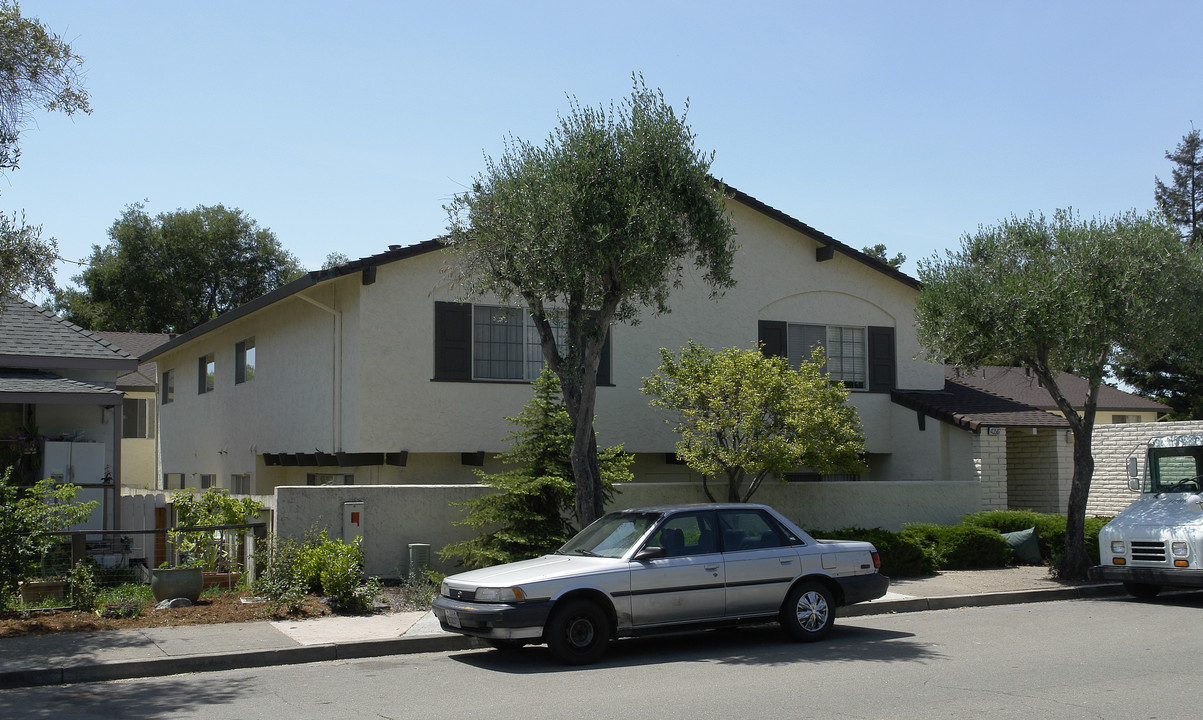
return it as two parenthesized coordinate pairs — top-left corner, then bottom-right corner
(91, 331), (176, 390)
(0, 297), (137, 370)
(892, 382), (1070, 432)
(0, 369), (124, 402)
(946, 365), (1167, 414)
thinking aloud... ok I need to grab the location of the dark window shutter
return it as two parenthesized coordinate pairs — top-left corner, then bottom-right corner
(434, 301), (472, 381)
(596, 327), (612, 385)
(758, 320), (787, 359)
(868, 326), (896, 393)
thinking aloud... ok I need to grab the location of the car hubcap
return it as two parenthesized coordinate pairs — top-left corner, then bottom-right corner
(566, 615), (595, 648)
(796, 591), (829, 631)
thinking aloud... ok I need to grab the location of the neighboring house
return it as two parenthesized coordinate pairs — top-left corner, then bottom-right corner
(946, 366), (1166, 424)
(143, 184), (1084, 537)
(91, 332), (177, 490)
(0, 297), (138, 531)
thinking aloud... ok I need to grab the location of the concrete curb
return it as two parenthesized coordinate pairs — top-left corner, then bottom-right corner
(842, 582), (1128, 617)
(0, 584), (1128, 689)
(0, 634), (485, 690)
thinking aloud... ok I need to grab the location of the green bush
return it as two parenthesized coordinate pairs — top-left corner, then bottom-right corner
(963, 510), (1110, 567)
(901, 523), (1010, 570)
(809, 527), (932, 578)
(252, 535), (307, 613)
(254, 531), (380, 613)
(67, 560), (98, 612)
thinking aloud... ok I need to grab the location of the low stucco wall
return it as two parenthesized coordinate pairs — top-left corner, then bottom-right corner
(275, 479), (981, 578)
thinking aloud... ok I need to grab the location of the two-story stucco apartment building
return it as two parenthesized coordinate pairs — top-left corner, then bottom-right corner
(142, 185), (1084, 532)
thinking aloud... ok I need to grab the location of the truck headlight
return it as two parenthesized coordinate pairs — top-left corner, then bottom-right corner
(1110, 541), (1126, 554)
(1172, 542), (1189, 558)
(474, 586), (527, 602)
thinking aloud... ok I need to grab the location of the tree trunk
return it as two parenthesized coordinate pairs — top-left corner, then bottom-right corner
(1063, 427), (1095, 580)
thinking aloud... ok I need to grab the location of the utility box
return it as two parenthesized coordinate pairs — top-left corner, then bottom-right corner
(342, 501), (365, 544)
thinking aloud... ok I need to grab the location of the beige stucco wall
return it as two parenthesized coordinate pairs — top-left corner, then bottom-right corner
(275, 478), (981, 577)
(155, 196), (961, 509)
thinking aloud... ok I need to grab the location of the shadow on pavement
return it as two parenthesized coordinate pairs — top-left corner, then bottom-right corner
(0, 675), (258, 720)
(447, 622), (938, 674)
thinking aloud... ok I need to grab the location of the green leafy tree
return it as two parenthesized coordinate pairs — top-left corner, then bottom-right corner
(53, 203), (304, 332)
(0, 1), (90, 300)
(444, 75), (736, 527)
(1155, 127), (1203, 246)
(168, 487), (262, 571)
(914, 209), (1200, 579)
(642, 341), (865, 503)
(0, 470), (97, 606)
(1117, 128), (1203, 417)
(440, 370), (633, 569)
(862, 243), (906, 269)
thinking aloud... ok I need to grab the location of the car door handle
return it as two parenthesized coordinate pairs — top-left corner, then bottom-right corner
(704, 565), (720, 572)
(779, 558), (794, 565)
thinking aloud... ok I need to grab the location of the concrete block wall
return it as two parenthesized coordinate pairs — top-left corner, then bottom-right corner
(1006, 428), (1066, 513)
(1088, 420), (1203, 516)
(976, 431), (1008, 510)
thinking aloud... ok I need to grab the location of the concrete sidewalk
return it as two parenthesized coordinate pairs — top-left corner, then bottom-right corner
(0, 567), (1126, 689)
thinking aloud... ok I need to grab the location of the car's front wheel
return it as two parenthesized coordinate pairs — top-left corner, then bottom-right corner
(544, 599), (610, 665)
(781, 581), (835, 642)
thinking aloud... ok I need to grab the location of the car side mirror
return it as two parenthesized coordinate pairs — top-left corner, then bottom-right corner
(634, 546), (666, 561)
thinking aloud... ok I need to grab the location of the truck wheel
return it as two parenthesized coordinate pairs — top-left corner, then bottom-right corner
(544, 599), (610, 665)
(1123, 582), (1162, 599)
(780, 581), (835, 642)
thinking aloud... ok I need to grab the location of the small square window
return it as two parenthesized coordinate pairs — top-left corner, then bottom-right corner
(230, 473), (252, 494)
(236, 338), (256, 384)
(199, 473), (216, 489)
(198, 353), (215, 394)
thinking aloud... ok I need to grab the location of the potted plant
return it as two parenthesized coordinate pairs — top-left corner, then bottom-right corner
(157, 488), (263, 600)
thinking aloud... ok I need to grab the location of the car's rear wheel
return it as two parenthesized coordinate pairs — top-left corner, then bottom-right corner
(1123, 582), (1163, 599)
(544, 599), (610, 665)
(781, 581), (835, 642)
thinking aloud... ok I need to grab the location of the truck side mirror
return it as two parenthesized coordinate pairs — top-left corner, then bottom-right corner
(1126, 457), (1139, 479)
(1128, 478), (1142, 493)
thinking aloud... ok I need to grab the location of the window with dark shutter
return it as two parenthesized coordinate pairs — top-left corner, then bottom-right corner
(758, 320), (787, 358)
(867, 326), (896, 393)
(433, 301), (472, 381)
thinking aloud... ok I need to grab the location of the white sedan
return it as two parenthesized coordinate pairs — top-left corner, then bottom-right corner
(432, 503), (888, 664)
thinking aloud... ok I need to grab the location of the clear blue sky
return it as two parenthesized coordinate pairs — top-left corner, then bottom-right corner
(6, 1), (1201, 300)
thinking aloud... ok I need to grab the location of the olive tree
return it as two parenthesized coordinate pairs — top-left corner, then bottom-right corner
(444, 77), (736, 526)
(642, 341), (865, 503)
(914, 209), (1199, 579)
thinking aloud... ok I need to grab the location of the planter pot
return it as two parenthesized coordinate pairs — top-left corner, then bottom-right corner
(19, 579), (67, 604)
(151, 568), (204, 602)
(201, 571), (241, 592)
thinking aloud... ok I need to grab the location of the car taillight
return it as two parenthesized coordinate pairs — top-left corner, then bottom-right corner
(871, 551), (881, 570)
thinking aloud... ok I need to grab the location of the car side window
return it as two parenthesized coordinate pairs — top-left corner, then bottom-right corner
(718, 510), (789, 552)
(646, 512), (719, 557)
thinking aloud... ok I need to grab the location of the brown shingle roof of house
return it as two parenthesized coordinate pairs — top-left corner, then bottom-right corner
(892, 382), (1070, 432)
(946, 365), (1166, 414)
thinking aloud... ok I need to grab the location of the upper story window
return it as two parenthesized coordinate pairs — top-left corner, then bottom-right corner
(472, 305), (567, 381)
(122, 398), (155, 439)
(759, 320), (894, 394)
(161, 369), (175, 404)
(198, 353), (215, 394)
(236, 337), (256, 384)
(787, 324), (866, 390)
(434, 301), (610, 384)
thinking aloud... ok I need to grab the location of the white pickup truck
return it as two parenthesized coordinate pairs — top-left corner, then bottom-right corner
(1089, 434), (1203, 597)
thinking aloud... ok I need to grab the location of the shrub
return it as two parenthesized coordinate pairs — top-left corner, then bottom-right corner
(252, 535), (308, 613)
(901, 523), (1010, 570)
(169, 488), (262, 572)
(0, 471), (97, 608)
(809, 527), (932, 578)
(962, 510), (1110, 567)
(254, 531), (380, 613)
(67, 560), (98, 612)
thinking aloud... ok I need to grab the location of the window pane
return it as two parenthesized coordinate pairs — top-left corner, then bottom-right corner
(474, 306), (524, 379)
(826, 326), (865, 389)
(788, 324), (826, 369)
(237, 338), (256, 384)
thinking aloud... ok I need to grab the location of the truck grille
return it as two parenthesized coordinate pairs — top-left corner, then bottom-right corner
(1131, 541), (1167, 563)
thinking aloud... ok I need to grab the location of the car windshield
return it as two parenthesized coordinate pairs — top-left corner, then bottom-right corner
(558, 512), (660, 558)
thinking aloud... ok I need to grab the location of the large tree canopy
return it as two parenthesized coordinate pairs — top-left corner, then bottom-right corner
(1118, 128), (1203, 418)
(643, 342), (865, 503)
(54, 203), (304, 333)
(0, 1), (90, 301)
(444, 76), (737, 527)
(915, 209), (1199, 579)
